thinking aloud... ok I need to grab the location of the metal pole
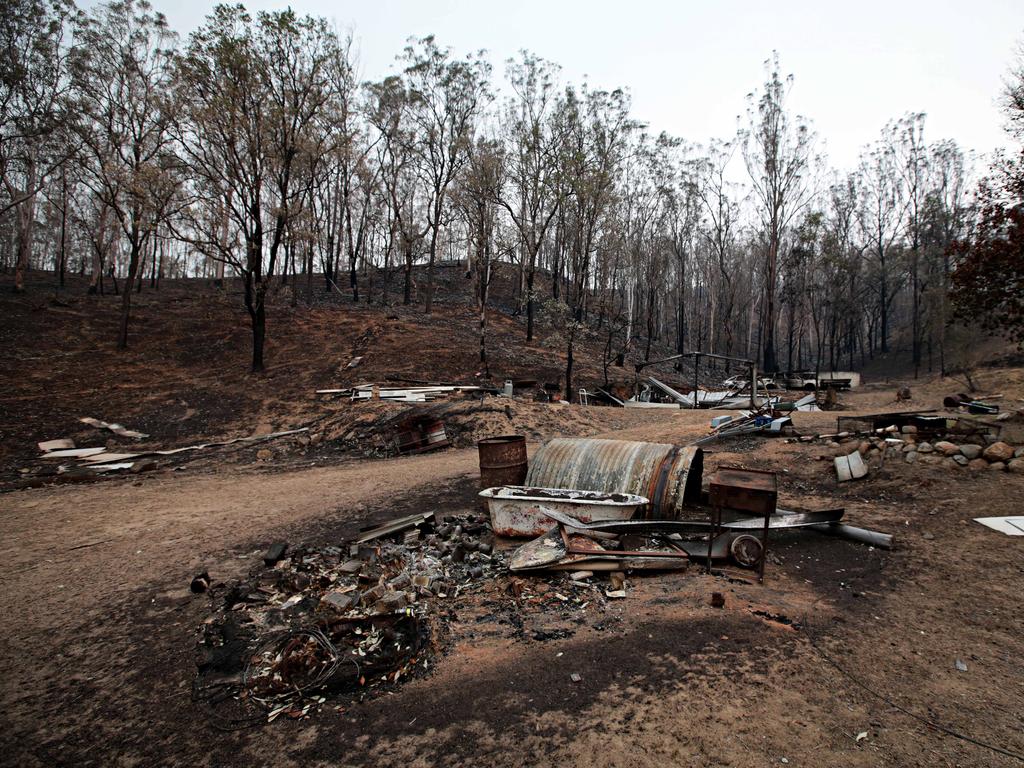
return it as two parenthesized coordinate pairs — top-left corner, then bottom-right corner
(693, 353), (700, 409)
(750, 361), (757, 410)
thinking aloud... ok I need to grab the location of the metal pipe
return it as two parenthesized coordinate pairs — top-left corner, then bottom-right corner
(750, 361), (757, 409)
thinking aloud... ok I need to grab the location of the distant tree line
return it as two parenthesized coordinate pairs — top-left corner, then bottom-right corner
(1, 0), (1018, 387)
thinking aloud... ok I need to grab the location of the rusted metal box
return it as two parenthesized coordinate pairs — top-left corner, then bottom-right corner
(708, 467), (777, 516)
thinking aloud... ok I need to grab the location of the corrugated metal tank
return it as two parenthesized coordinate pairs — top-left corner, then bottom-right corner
(524, 438), (704, 519)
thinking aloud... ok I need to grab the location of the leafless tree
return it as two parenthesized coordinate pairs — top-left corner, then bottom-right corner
(1, 0), (76, 292)
(71, 0), (179, 347)
(400, 36), (490, 315)
(740, 52), (817, 371)
(175, 5), (334, 371)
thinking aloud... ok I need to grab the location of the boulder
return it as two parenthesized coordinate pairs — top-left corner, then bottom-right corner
(920, 454), (943, 465)
(1008, 458), (1024, 474)
(983, 441), (1015, 463)
(905, 451), (918, 464)
(951, 455), (969, 467)
(959, 444), (983, 460)
(934, 440), (959, 456)
(858, 440), (871, 455)
(968, 458), (989, 471)
(989, 462), (1006, 471)
(917, 442), (934, 453)
(1015, 446), (1024, 459)
(901, 425), (918, 434)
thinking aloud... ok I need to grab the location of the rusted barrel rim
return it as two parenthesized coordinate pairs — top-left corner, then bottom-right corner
(477, 435), (526, 446)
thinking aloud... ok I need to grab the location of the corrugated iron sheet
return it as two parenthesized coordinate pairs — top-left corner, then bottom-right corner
(524, 438), (703, 519)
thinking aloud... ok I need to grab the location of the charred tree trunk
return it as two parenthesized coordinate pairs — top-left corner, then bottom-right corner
(424, 217), (439, 314)
(13, 159), (37, 294)
(403, 239), (414, 306)
(526, 263), (536, 341)
(117, 219), (143, 350)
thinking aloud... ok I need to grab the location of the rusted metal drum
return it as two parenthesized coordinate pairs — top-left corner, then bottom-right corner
(477, 435), (528, 490)
(524, 438), (703, 519)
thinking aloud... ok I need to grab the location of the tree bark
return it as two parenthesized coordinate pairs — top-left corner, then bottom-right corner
(13, 158), (37, 294)
(117, 223), (143, 350)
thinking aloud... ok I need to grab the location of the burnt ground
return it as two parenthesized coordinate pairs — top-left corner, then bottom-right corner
(0, 268), (679, 478)
(2, 271), (1024, 766)
(3, 397), (1024, 767)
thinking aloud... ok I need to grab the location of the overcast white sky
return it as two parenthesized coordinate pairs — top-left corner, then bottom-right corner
(125, 0), (1022, 169)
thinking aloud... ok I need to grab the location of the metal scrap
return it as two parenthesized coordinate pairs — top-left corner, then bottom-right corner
(80, 416), (149, 439)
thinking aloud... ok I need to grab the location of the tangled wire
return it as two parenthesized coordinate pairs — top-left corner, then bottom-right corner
(242, 627), (352, 699)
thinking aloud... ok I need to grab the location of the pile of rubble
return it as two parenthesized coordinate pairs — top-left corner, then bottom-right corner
(192, 509), (606, 725)
(191, 432), (900, 728)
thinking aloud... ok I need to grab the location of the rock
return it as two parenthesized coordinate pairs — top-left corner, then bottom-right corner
(1015, 446), (1024, 459)
(256, 448), (273, 461)
(983, 441), (1014, 462)
(901, 425), (917, 434)
(959, 444), (983, 460)
(902, 443), (915, 453)
(1008, 458), (1024, 474)
(920, 454), (943, 465)
(922, 532), (934, 540)
(968, 458), (988, 471)
(951, 455), (969, 467)
(904, 451), (918, 464)
(983, 434), (999, 445)
(934, 441), (959, 456)
(917, 442), (934, 453)
(309, 432), (322, 446)
(989, 462), (1006, 471)
(858, 441), (871, 455)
